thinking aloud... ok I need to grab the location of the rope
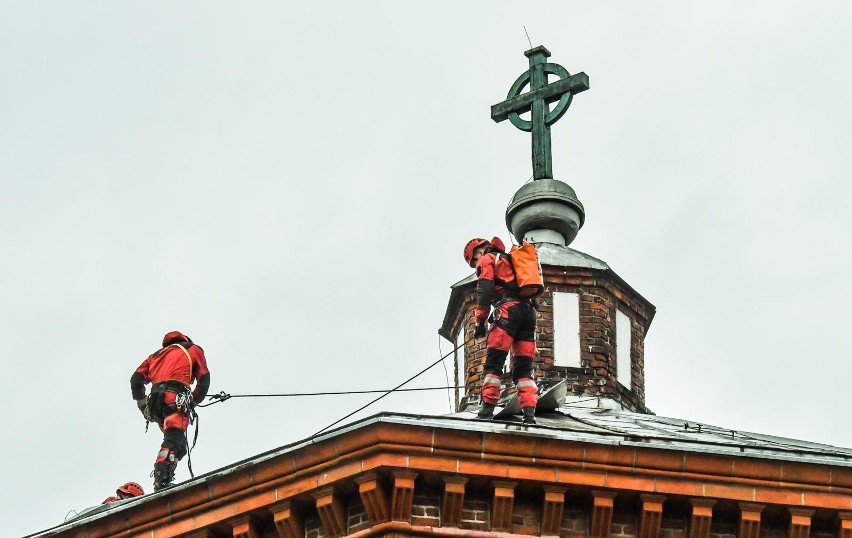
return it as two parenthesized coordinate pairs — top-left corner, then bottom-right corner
(438, 334), (454, 412)
(196, 385), (466, 407)
(312, 337), (472, 436)
(184, 407), (199, 478)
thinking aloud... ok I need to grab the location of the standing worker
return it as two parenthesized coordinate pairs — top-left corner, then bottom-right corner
(463, 237), (539, 424)
(130, 331), (211, 491)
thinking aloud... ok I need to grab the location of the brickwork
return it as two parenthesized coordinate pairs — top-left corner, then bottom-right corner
(455, 264), (654, 412)
(346, 498), (369, 534)
(460, 494), (491, 532)
(304, 515), (324, 538)
(613, 512), (639, 538)
(711, 521), (737, 538)
(512, 499), (540, 535)
(761, 525), (787, 538)
(661, 516), (689, 538)
(562, 508), (590, 538)
(411, 490), (441, 528)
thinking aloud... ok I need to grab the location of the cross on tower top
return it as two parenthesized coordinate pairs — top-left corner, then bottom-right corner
(491, 46), (590, 180)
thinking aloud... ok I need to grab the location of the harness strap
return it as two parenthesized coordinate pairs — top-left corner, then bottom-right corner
(171, 343), (193, 382)
(493, 253), (521, 302)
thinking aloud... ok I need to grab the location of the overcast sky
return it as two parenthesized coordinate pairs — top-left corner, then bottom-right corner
(4, 2), (852, 536)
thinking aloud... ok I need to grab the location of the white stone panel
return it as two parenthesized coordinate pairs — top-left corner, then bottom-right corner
(616, 310), (632, 388)
(553, 292), (581, 367)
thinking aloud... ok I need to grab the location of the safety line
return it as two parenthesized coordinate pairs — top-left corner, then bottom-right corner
(197, 385), (465, 407)
(312, 337), (473, 437)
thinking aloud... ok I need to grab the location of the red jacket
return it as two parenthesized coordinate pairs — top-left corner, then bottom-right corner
(131, 343), (211, 403)
(474, 250), (519, 325)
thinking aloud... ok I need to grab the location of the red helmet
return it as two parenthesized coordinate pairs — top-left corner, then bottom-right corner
(116, 482), (144, 498)
(162, 331), (191, 347)
(463, 238), (489, 268)
(102, 496), (121, 504)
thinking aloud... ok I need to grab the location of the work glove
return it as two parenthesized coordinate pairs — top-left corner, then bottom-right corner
(136, 397), (147, 417)
(474, 323), (487, 338)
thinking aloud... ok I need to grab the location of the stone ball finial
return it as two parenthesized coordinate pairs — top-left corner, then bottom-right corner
(505, 178), (585, 246)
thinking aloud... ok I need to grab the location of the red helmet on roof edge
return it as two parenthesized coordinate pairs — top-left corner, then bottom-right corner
(116, 482), (144, 497)
(463, 238), (490, 268)
(162, 331), (191, 347)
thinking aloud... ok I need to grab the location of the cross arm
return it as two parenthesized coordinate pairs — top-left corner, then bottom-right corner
(490, 72), (589, 123)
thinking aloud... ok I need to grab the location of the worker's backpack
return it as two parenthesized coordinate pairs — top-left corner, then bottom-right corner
(507, 241), (544, 298)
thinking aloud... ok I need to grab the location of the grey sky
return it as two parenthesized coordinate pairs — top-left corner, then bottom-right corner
(3, 2), (852, 536)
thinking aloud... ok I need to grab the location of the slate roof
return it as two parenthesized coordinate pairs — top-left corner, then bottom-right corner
(446, 396), (852, 466)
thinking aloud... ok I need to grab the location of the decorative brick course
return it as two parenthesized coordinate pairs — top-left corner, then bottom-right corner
(355, 472), (390, 527)
(391, 470), (419, 522)
(789, 508), (815, 538)
(313, 487), (346, 538)
(639, 494), (666, 538)
(689, 499), (716, 538)
(739, 503), (765, 538)
(270, 500), (304, 538)
(839, 512), (852, 538)
(491, 480), (517, 532)
(230, 514), (261, 538)
(542, 485), (567, 536)
(592, 490), (618, 538)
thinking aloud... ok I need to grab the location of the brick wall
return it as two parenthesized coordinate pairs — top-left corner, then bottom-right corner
(513, 499), (541, 535)
(461, 494), (491, 532)
(612, 512), (638, 538)
(456, 264), (654, 413)
(347, 498), (370, 534)
(412, 489), (441, 527)
(661, 516), (688, 538)
(562, 507), (589, 538)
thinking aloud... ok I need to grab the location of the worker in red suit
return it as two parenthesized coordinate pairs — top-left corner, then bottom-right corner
(130, 331), (210, 491)
(463, 237), (538, 424)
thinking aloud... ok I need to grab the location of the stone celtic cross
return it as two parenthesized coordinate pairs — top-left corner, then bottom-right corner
(491, 46), (589, 180)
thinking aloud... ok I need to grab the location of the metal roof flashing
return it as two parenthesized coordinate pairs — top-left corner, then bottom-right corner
(536, 243), (609, 270)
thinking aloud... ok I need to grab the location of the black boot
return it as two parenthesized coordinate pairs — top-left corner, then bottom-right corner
(522, 407), (536, 425)
(477, 402), (496, 419)
(152, 460), (176, 492)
